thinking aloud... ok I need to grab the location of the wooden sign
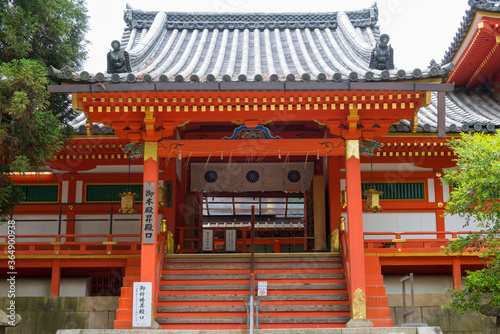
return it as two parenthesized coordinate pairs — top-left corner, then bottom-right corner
(202, 229), (213, 252)
(225, 229), (237, 252)
(133, 282), (152, 327)
(142, 182), (156, 244)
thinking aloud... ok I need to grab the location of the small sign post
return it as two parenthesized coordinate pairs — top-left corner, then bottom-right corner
(202, 229), (214, 252)
(132, 282), (152, 327)
(225, 229), (237, 252)
(257, 281), (268, 296)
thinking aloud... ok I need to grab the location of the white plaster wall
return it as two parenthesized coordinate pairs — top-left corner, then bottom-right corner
(75, 214), (141, 242)
(384, 275), (453, 294)
(0, 278), (51, 297)
(0, 215), (67, 242)
(357, 212), (436, 239)
(445, 214), (482, 232)
(0, 278), (90, 297)
(61, 181), (69, 203)
(60, 277), (91, 297)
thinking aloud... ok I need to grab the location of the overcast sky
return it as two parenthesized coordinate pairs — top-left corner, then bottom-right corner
(83, 0), (470, 73)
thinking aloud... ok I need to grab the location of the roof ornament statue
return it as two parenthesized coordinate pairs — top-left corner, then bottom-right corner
(369, 34), (394, 70)
(107, 40), (131, 74)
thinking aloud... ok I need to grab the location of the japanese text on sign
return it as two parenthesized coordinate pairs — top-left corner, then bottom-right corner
(142, 182), (156, 244)
(133, 282), (152, 327)
(202, 229), (213, 251)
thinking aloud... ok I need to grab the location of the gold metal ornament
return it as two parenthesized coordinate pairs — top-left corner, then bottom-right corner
(161, 218), (168, 233)
(341, 189), (347, 208)
(331, 229), (340, 252)
(339, 217), (346, 231)
(363, 187), (383, 212)
(118, 190), (138, 214)
(352, 288), (367, 319)
(158, 186), (166, 207)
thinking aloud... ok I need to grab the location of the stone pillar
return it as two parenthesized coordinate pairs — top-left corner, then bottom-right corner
(344, 139), (373, 328)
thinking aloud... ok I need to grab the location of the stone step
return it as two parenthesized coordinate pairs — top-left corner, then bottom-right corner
(258, 316), (350, 324)
(160, 283), (346, 291)
(162, 274), (250, 280)
(157, 316), (246, 324)
(163, 262), (342, 270)
(256, 272), (344, 279)
(258, 304), (350, 312)
(157, 305), (247, 313)
(257, 293), (348, 301)
(159, 294), (249, 302)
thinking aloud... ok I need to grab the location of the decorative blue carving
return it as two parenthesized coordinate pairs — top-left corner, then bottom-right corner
(287, 170), (301, 183)
(204, 170), (218, 183)
(223, 125), (281, 140)
(246, 170), (260, 183)
(360, 140), (384, 157)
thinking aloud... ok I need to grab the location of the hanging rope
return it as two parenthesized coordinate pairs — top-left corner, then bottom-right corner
(370, 156), (374, 188)
(204, 152), (212, 170)
(183, 152), (192, 169)
(257, 149), (271, 163)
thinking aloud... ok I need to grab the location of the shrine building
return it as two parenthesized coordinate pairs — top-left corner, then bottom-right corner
(2, 1), (500, 332)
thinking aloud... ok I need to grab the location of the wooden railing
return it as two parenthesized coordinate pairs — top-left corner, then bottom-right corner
(0, 233), (141, 256)
(339, 229), (351, 306)
(363, 230), (484, 253)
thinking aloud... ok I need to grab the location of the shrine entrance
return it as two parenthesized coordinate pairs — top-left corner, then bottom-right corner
(180, 161), (327, 254)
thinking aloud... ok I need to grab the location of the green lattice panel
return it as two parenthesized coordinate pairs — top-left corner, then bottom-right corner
(18, 185), (59, 202)
(85, 184), (143, 202)
(361, 182), (425, 200)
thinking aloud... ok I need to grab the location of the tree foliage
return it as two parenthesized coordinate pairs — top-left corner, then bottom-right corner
(0, 0), (88, 218)
(442, 132), (500, 314)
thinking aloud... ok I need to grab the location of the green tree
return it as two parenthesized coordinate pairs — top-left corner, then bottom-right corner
(442, 132), (500, 330)
(0, 0), (88, 218)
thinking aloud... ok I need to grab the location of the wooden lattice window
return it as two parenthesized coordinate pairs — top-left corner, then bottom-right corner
(17, 184), (59, 203)
(361, 182), (426, 200)
(85, 184), (143, 202)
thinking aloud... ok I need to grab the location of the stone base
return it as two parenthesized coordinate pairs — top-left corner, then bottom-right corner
(345, 319), (374, 328)
(401, 323), (428, 327)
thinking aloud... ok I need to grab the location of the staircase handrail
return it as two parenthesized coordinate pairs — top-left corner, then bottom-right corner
(153, 227), (168, 324)
(340, 229), (352, 306)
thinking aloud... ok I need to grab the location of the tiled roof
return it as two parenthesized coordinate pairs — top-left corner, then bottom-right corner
(53, 3), (452, 84)
(442, 0), (500, 65)
(392, 89), (500, 133)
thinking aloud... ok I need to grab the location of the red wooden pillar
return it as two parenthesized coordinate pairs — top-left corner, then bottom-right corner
(66, 176), (77, 242)
(434, 171), (446, 232)
(345, 139), (371, 326)
(452, 257), (462, 289)
(328, 157), (342, 234)
(51, 259), (61, 297)
(162, 160), (176, 233)
(141, 142), (159, 316)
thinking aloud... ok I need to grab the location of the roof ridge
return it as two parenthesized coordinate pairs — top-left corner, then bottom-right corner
(123, 3), (379, 30)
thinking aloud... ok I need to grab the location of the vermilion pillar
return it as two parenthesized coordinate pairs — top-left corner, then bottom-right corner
(328, 157), (342, 234)
(141, 142), (159, 306)
(51, 259), (61, 297)
(345, 139), (371, 326)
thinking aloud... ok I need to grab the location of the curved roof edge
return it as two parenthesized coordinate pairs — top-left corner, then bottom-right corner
(441, 0), (500, 65)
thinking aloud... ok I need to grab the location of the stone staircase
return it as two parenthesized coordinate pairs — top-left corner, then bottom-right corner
(156, 253), (350, 330)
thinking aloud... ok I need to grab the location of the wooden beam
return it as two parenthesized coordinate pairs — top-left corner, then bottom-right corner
(158, 138), (345, 158)
(437, 91), (446, 138)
